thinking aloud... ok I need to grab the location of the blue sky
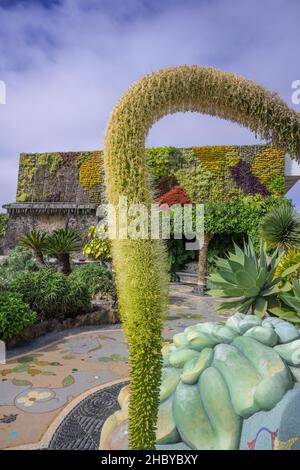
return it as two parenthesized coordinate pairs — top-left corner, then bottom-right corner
(0, 0), (299, 210)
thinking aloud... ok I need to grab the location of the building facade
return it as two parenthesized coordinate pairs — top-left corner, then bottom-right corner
(2, 145), (297, 252)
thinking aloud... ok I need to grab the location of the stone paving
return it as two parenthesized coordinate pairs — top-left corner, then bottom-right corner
(0, 283), (227, 450)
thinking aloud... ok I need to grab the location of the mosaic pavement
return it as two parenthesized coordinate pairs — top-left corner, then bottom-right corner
(0, 284), (226, 449)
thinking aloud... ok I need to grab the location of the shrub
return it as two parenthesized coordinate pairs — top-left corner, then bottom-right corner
(45, 228), (82, 275)
(0, 291), (37, 341)
(19, 230), (48, 264)
(208, 239), (296, 316)
(1, 246), (41, 273)
(259, 204), (300, 252)
(158, 185), (192, 206)
(83, 226), (111, 261)
(0, 214), (8, 240)
(9, 270), (91, 319)
(276, 277), (300, 323)
(70, 263), (115, 297)
(274, 248), (300, 282)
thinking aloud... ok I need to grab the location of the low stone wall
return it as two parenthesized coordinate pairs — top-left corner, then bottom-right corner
(7, 302), (119, 349)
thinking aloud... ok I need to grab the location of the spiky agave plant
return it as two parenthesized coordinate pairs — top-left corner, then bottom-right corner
(19, 230), (47, 264)
(259, 204), (300, 253)
(45, 228), (82, 275)
(208, 238), (298, 318)
(273, 277), (300, 323)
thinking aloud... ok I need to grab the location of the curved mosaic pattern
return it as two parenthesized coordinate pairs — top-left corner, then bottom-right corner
(48, 381), (128, 450)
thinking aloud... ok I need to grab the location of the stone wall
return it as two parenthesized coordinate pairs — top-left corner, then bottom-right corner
(1, 145), (286, 253)
(2, 204), (97, 252)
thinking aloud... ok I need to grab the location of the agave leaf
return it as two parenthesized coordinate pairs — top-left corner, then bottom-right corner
(259, 244), (267, 271)
(256, 267), (268, 289)
(228, 245), (245, 264)
(223, 286), (247, 297)
(262, 284), (282, 296)
(239, 297), (255, 314)
(279, 313), (300, 323)
(208, 289), (226, 297)
(228, 259), (245, 273)
(253, 296), (267, 318)
(215, 269), (236, 284)
(208, 272), (234, 285)
(266, 296), (281, 310)
(233, 241), (246, 260)
(214, 256), (231, 268)
(216, 298), (245, 311)
(234, 270), (257, 289)
(268, 306), (300, 323)
(279, 281), (293, 293)
(241, 286), (261, 297)
(291, 279), (300, 298)
(244, 256), (258, 280)
(280, 293), (300, 311)
(268, 248), (280, 274)
(281, 263), (300, 279)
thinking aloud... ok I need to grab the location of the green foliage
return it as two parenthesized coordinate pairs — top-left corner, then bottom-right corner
(0, 291), (37, 341)
(274, 248), (300, 282)
(70, 263), (115, 297)
(208, 239), (295, 317)
(175, 162), (243, 203)
(275, 278), (300, 323)
(259, 204), (300, 251)
(203, 196), (285, 238)
(103, 65), (300, 449)
(9, 270), (91, 320)
(83, 226), (111, 261)
(0, 214), (8, 239)
(146, 147), (176, 178)
(0, 246), (41, 274)
(45, 228), (82, 274)
(19, 230), (48, 264)
(45, 228), (82, 255)
(166, 238), (196, 276)
(16, 152), (63, 202)
(266, 175), (285, 195)
(207, 235), (245, 273)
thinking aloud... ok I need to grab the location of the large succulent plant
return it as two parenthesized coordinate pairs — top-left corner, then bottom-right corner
(271, 278), (300, 324)
(100, 313), (300, 450)
(208, 239), (299, 317)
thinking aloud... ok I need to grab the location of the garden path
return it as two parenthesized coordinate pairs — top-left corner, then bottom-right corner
(0, 284), (226, 450)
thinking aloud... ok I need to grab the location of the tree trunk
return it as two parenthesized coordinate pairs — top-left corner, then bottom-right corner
(59, 254), (71, 275)
(34, 249), (45, 265)
(196, 233), (212, 295)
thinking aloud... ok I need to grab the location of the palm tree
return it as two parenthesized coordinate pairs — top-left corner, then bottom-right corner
(45, 228), (82, 275)
(260, 204), (300, 253)
(19, 230), (47, 264)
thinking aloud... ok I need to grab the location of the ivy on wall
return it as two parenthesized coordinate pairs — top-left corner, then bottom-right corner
(77, 151), (103, 190)
(16, 144), (285, 205)
(17, 153), (63, 202)
(153, 144), (285, 203)
(192, 145), (240, 173)
(252, 147), (285, 185)
(16, 151), (104, 204)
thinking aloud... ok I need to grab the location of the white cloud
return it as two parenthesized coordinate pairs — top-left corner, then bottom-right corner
(0, 0), (299, 209)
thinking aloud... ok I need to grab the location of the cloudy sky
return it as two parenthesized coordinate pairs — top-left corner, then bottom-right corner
(0, 0), (300, 210)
